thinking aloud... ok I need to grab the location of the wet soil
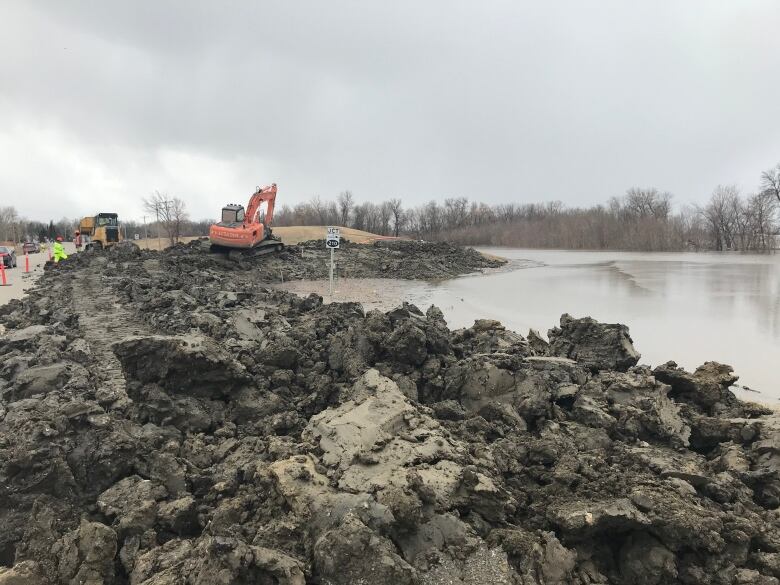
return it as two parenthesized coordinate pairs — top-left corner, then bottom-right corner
(0, 244), (778, 585)
(171, 238), (506, 282)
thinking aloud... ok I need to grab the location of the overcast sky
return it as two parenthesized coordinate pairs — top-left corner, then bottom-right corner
(2, 1), (780, 221)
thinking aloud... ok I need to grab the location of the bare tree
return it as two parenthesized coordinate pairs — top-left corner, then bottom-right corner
(624, 188), (672, 220)
(731, 195), (751, 250)
(495, 203), (518, 223)
(309, 196), (327, 224)
(363, 202), (381, 234)
(388, 198), (404, 236)
(338, 191), (354, 227)
(421, 201), (442, 234)
(0, 206), (19, 242)
(143, 192), (188, 247)
(761, 162), (780, 205)
(746, 191), (777, 251)
(325, 201), (339, 225)
(352, 203), (367, 231)
(679, 205), (707, 249)
(701, 185), (740, 250)
(443, 197), (469, 229)
(379, 201), (393, 235)
(273, 204), (293, 226)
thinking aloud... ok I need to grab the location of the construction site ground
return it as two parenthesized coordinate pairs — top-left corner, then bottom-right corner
(1, 226), (392, 304)
(0, 240), (778, 584)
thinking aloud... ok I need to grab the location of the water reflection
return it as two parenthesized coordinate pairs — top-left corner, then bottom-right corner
(276, 249), (780, 402)
(417, 249), (780, 402)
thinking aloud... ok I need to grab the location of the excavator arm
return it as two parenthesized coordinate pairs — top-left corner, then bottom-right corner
(244, 184), (277, 228)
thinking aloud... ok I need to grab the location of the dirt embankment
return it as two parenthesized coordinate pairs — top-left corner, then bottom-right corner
(0, 245), (779, 584)
(134, 226), (389, 251)
(173, 238), (506, 281)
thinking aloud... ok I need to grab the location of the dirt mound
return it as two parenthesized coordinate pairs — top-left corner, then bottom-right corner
(166, 237), (505, 281)
(0, 248), (778, 584)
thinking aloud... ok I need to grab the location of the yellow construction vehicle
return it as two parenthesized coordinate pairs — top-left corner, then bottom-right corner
(79, 213), (122, 251)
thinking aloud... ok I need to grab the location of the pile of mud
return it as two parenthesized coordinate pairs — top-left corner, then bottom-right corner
(0, 245), (778, 585)
(168, 237), (505, 281)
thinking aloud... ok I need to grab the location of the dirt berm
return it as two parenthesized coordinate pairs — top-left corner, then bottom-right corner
(171, 238), (506, 281)
(0, 244), (778, 585)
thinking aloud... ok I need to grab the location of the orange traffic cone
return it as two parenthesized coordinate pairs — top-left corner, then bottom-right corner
(0, 260), (8, 286)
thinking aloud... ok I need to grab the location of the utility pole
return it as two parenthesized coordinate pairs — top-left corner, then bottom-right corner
(143, 216), (148, 249)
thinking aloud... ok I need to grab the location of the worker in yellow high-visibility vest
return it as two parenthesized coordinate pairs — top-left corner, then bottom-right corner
(53, 236), (68, 263)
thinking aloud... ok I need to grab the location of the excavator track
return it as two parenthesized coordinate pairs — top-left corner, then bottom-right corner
(71, 267), (150, 410)
(210, 239), (284, 261)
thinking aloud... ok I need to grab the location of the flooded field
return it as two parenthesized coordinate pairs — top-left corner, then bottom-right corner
(278, 248), (780, 403)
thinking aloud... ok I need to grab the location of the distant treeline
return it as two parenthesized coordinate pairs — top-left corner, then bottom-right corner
(275, 163), (780, 252)
(120, 219), (213, 241)
(0, 212), (213, 244)
(3, 163), (779, 251)
(0, 214), (80, 244)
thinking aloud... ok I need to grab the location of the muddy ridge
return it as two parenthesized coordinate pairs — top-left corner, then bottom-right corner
(0, 244), (778, 585)
(171, 238), (506, 281)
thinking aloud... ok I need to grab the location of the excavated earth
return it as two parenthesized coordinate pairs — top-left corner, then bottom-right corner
(0, 243), (778, 585)
(172, 238), (506, 281)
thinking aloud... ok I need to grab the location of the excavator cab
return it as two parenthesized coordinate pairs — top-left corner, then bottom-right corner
(220, 204), (245, 226)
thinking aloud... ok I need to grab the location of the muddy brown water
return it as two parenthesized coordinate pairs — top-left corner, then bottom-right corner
(277, 248), (780, 404)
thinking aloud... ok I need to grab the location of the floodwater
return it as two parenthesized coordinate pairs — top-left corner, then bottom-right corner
(277, 248), (780, 404)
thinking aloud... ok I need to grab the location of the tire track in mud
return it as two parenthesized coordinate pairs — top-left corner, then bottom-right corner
(70, 267), (151, 408)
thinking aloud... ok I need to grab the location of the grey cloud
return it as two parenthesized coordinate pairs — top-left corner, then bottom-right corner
(1, 0), (780, 220)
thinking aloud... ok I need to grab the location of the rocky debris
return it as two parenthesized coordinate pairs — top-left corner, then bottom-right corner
(526, 328), (549, 355)
(0, 244), (778, 584)
(654, 360), (740, 411)
(127, 536), (306, 585)
(0, 560), (47, 584)
(548, 313), (641, 372)
(113, 334), (251, 397)
(55, 519), (118, 585)
(2, 325), (50, 347)
(12, 363), (72, 399)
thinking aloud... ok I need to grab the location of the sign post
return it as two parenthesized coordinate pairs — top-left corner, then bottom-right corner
(329, 248), (334, 296)
(326, 227), (340, 296)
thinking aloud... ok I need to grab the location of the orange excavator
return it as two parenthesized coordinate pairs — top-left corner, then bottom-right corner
(209, 183), (284, 259)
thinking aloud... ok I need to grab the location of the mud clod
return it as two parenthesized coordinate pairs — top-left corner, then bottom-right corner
(0, 243), (778, 584)
(548, 313), (641, 372)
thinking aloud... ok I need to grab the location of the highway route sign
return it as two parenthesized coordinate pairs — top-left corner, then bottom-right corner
(326, 226), (340, 249)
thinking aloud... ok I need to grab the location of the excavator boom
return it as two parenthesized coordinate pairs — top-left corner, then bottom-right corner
(245, 184), (277, 229)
